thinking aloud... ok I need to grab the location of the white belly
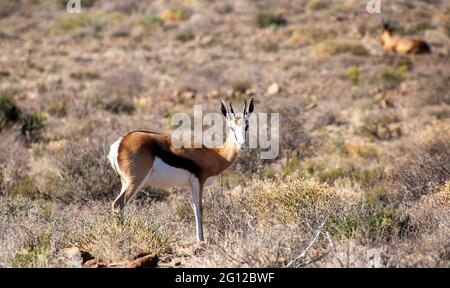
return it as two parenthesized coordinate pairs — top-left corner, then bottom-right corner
(146, 156), (192, 189)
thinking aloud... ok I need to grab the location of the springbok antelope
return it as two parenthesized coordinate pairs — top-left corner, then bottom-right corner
(379, 22), (431, 54)
(108, 98), (255, 242)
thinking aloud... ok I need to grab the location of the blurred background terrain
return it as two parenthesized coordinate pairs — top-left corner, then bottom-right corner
(0, 0), (449, 267)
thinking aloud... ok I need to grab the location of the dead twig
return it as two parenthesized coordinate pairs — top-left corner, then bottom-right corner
(286, 218), (327, 268)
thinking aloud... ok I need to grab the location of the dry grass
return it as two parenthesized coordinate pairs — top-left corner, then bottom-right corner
(77, 205), (169, 263)
(313, 39), (367, 58)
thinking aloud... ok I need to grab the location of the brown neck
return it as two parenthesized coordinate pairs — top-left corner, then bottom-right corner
(214, 129), (239, 164)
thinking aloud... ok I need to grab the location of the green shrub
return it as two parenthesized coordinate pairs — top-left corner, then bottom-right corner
(255, 11), (287, 28)
(347, 65), (360, 85)
(176, 31), (195, 42)
(230, 80), (252, 94)
(328, 204), (413, 245)
(12, 233), (52, 268)
(288, 27), (337, 45)
(305, 0), (330, 11)
(379, 65), (408, 88)
(313, 39), (367, 58)
(139, 13), (163, 30)
(21, 112), (46, 143)
(445, 22), (450, 38)
(51, 12), (110, 34)
(101, 97), (135, 115)
(0, 96), (20, 130)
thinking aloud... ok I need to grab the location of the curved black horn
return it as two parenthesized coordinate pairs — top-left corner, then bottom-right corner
(229, 101), (235, 114)
(243, 99), (247, 114)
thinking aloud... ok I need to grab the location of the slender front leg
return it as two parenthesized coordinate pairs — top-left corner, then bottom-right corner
(190, 177), (204, 242)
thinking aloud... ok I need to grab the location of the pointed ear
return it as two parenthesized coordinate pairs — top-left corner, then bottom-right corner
(220, 100), (228, 117)
(247, 97), (254, 114)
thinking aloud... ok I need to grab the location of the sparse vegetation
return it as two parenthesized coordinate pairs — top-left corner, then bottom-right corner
(255, 11), (287, 28)
(77, 207), (168, 263)
(0, 96), (20, 130)
(379, 64), (408, 88)
(347, 65), (360, 85)
(313, 39), (367, 57)
(305, 0), (330, 12)
(160, 6), (191, 23)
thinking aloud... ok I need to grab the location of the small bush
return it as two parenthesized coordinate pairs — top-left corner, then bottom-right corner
(160, 6), (191, 22)
(21, 112), (46, 144)
(305, 0), (330, 12)
(176, 31), (195, 43)
(407, 181), (449, 232)
(139, 13), (163, 30)
(347, 65), (360, 85)
(288, 27), (337, 45)
(392, 136), (450, 201)
(0, 96), (20, 130)
(328, 203), (413, 245)
(230, 80), (252, 95)
(77, 207), (168, 263)
(12, 233), (52, 268)
(51, 137), (120, 202)
(51, 12), (110, 34)
(0, 0), (20, 18)
(100, 97), (135, 115)
(379, 65), (408, 88)
(313, 40), (367, 58)
(255, 12), (287, 28)
(445, 22), (450, 38)
(241, 178), (336, 225)
(0, 133), (40, 198)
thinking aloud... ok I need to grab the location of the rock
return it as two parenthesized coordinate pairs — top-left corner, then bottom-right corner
(126, 253), (159, 268)
(267, 82), (280, 95)
(130, 25), (146, 39)
(83, 259), (107, 268)
(58, 247), (83, 268)
(172, 89), (196, 100)
(181, 90), (196, 100)
(208, 89), (220, 98)
(367, 249), (383, 268)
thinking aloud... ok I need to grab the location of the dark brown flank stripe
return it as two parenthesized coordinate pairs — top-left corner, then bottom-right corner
(124, 130), (202, 177)
(150, 143), (201, 178)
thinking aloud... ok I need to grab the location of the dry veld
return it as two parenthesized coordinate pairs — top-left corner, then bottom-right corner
(0, 0), (449, 268)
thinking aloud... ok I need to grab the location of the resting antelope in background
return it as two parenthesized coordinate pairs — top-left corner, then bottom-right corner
(379, 21), (431, 54)
(108, 99), (254, 242)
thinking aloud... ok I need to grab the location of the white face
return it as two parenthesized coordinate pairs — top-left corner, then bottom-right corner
(221, 98), (254, 150)
(226, 114), (248, 149)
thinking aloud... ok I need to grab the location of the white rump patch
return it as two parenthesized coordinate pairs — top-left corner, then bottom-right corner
(108, 136), (123, 175)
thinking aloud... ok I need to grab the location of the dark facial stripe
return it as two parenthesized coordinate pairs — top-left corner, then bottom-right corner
(151, 143), (201, 177)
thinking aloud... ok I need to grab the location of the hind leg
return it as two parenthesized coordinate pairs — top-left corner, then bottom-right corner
(112, 170), (151, 212)
(111, 150), (154, 212)
(112, 179), (129, 212)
